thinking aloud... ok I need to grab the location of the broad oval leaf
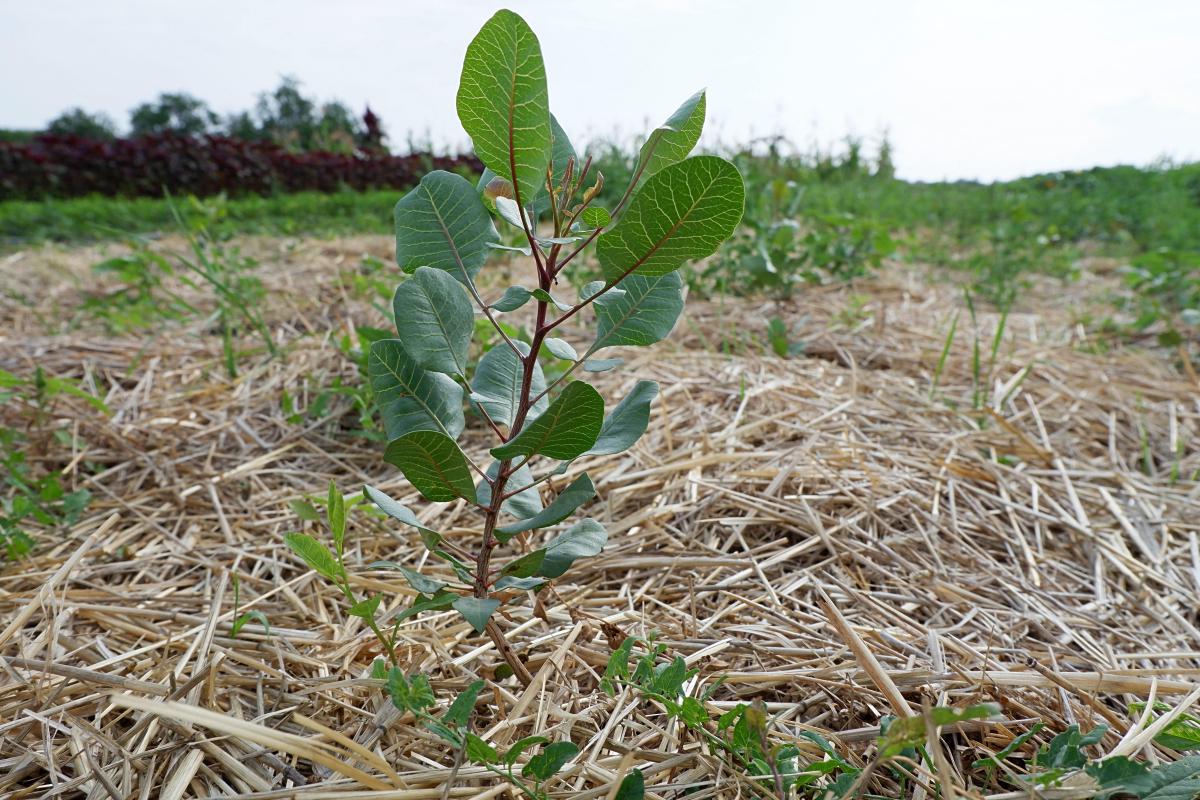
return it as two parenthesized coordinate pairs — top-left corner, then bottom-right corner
(588, 380), (659, 456)
(592, 273), (684, 351)
(537, 518), (607, 579)
(496, 473), (595, 537)
(523, 740), (579, 780)
(444, 680), (486, 728)
(476, 461), (543, 520)
(635, 89), (706, 182)
(457, 9), (552, 206)
(453, 596), (501, 633)
(384, 430), (478, 503)
(597, 155), (744, 281)
(491, 381), (604, 462)
(500, 549), (546, 578)
(471, 341), (548, 428)
(543, 337), (578, 362)
(392, 267), (474, 376)
(504, 736), (550, 768)
(615, 768), (646, 800)
(394, 171), (499, 283)
(369, 339), (465, 440)
(491, 285), (533, 312)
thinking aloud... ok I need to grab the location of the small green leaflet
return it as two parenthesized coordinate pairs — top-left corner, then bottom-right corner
(531, 288), (571, 311)
(523, 740), (579, 781)
(444, 679), (485, 728)
(581, 207), (611, 229)
(504, 735), (549, 768)
(537, 518), (607, 578)
(369, 339), (465, 441)
(615, 768), (645, 800)
(395, 590), (457, 622)
(597, 156), (744, 281)
(391, 267), (474, 376)
(491, 286), (533, 312)
(471, 341), (549, 428)
(593, 273), (685, 351)
(456, 9), (551, 205)
(349, 594), (381, 620)
(879, 704), (1001, 759)
(587, 380), (658, 456)
(394, 171), (498, 283)
(384, 430), (478, 503)
(466, 733), (499, 764)
(542, 337), (579, 361)
(453, 596), (500, 633)
(584, 358), (622, 372)
(635, 89), (706, 182)
(283, 533), (344, 582)
(398, 566), (447, 595)
(497, 473), (595, 536)
(491, 381), (604, 461)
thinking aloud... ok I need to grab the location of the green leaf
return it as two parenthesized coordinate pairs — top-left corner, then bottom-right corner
(593, 273), (685, 351)
(395, 589), (457, 622)
(496, 473), (595, 536)
(495, 575), (546, 591)
(490, 382), (604, 461)
(597, 156), (744, 281)
(444, 680), (486, 728)
(231, 610), (270, 638)
(398, 567), (447, 595)
(384, 431), (478, 503)
(425, 719), (463, 747)
(634, 89), (706, 183)
(584, 358), (622, 372)
(283, 533), (344, 581)
(471, 341), (548, 428)
(453, 596), (500, 633)
(581, 207), (611, 229)
(879, 704), (1001, 760)
(466, 732), (499, 765)
(615, 768), (645, 800)
(457, 9), (552, 205)
(587, 380), (658, 456)
(348, 594), (381, 621)
(371, 659), (388, 680)
(500, 549), (546, 578)
(362, 485), (444, 542)
(543, 337), (579, 361)
(531, 288), (571, 311)
(477, 461), (543, 521)
(601, 636), (636, 695)
(523, 740), (578, 781)
(394, 171), (499, 283)
(369, 339), (465, 441)
(327, 481), (346, 553)
(392, 267), (474, 376)
(492, 285), (533, 312)
(1137, 755), (1200, 800)
(537, 518), (607, 579)
(1129, 702), (1200, 751)
(504, 735), (550, 768)
(387, 669), (436, 714)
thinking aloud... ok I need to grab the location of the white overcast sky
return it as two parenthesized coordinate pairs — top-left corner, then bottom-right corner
(2, 0), (1198, 181)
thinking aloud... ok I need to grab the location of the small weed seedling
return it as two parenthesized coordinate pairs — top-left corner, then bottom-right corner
(286, 8), (744, 685)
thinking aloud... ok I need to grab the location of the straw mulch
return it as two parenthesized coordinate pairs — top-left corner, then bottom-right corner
(1, 236), (1197, 799)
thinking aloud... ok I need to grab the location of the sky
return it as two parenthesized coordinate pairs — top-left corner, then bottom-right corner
(2, 0), (1198, 181)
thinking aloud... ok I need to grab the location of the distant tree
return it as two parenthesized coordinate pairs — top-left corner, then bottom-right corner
(46, 108), (117, 140)
(313, 101), (363, 153)
(129, 92), (219, 137)
(256, 76), (318, 150)
(875, 133), (896, 180)
(224, 111), (265, 142)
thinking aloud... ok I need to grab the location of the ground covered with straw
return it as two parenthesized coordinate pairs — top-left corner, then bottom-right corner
(1, 235), (1198, 798)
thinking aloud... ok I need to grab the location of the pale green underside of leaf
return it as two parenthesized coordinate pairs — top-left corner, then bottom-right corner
(588, 380), (659, 455)
(597, 155), (745, 281)
(491, 285), (533, 312)
(391, 267), (474, 376)
(283, 533), (343, 581)
(384, 430), (477, 503)
(477, 461), (543, 522)
(362, 484), (443, 541)
(368, 339), (465, 441)
(593, 272), (685, 351)
(394, 171), (498, 283)
(490, 381), (604, 461)
(538, 518), (607, 578)
(471, 341), (548, 428)
(496, 472), (595, 535)
(636, 89), (706, 181)
(456, 9), (552, 205)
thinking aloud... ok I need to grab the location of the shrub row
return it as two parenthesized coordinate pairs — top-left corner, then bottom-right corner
(0, 134), (482, 201)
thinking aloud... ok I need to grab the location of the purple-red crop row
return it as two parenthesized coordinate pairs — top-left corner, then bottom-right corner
(0, 134), (483, 201)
